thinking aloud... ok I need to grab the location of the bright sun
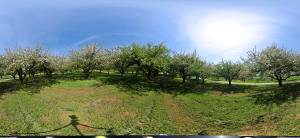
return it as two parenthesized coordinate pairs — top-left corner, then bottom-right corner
(183, 11), (271, 62)
(185, 11), (269, 61)
(203, 20), (246, 46)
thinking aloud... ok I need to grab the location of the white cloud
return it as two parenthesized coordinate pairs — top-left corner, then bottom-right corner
(180, 10), (272, 63)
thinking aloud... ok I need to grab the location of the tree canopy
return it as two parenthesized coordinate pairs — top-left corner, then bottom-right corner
(1, 41), (299, 88)
(243, 44), (300, 86)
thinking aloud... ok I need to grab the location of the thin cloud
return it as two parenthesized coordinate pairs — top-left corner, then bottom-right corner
(71, 35), (100, 47)
(70, 33), (142, 47)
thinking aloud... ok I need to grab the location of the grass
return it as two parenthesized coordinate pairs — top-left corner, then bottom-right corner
(209, 76), (300, 83)
(0, 70), (300, 136)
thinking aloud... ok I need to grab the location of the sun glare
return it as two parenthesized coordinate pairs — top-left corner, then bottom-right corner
(204, 20), (245, 46)
(184, 11), (270, 61)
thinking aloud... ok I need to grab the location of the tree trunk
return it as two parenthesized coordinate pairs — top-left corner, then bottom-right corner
(24, 73), (27, 80)
(153, 71), (158, 79)
(229, 79), (232, 86)
(120, 70), (124, 77)
(13, 75), (15, 80)
(278, 80), (282, 86)
(108, 70), (109, 75)
(148, 69), (151, 80)
(196, 76), (199, 80)
(47, 70), (53, 79)
(127, 71), (128, 74)
(19, 76), (23, 84)
(183, 75), (186, 83)
(172, 70), (175, 79)
(136, 71), (138, 76)
(132, 71), (133, 74)
(202, 79), (205, 84)
(0, 75), (2, 79)
(18, 70), (23, 84)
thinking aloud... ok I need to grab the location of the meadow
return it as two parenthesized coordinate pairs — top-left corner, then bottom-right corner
(0, 70), (300, 136)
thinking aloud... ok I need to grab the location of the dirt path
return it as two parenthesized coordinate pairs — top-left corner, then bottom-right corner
(207, 79), (300, 85)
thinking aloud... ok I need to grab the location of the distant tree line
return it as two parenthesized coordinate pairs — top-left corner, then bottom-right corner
(0, 42), (299, 86)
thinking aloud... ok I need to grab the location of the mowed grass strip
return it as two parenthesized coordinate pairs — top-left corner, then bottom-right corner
(163, 93), (204, 135)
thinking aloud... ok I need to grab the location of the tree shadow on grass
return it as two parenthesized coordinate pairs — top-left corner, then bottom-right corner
(94, 75), (278, 96)
(0, 77), (60, 97)
(53, 71), (109, 81)
(11, 115), (113, 136)
(249, 82), (300, 106)
(54, 73), (86, 81)
(97, 75), (205, 96)
(93, 74), (300, 106)
(0, 80), (22, 98)
(22, 78), (60, 94)
(187, 79), (264, 95)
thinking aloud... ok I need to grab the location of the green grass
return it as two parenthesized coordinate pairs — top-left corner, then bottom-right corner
(209, 76), (300, 83)
(1, 75), (18, 79)
(0, 70), (300, 136)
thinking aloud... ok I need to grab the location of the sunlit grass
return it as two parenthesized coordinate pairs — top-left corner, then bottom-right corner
(0, 71), (300, 136)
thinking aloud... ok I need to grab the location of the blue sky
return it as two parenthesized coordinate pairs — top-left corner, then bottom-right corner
(0, 0), (299, 63)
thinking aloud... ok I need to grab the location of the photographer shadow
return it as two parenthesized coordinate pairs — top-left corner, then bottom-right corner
(12, 115), (113, 136)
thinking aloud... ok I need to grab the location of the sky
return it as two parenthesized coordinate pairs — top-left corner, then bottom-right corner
(0, 0), (300, 63)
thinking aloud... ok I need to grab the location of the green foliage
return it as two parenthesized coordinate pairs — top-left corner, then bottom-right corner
(111, 45), (135, 76)
(243, 44), (300, 86)
(132, 42), (170, 80)
(55, 54), (71, 76)
(68, 42), (105, 79)
(3, 44), (52, 83)
(190, 59), (213, 83)
(218, 59), (242, 86)
(173, 50), (198, 83)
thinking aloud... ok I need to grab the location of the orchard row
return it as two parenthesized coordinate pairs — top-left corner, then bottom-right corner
(0, 42), (299, 86)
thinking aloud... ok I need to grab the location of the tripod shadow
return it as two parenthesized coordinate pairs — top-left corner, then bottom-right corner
(13, 115), (113, 136)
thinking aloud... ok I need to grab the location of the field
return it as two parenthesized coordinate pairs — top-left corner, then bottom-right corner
(0, 71), (300, 136)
